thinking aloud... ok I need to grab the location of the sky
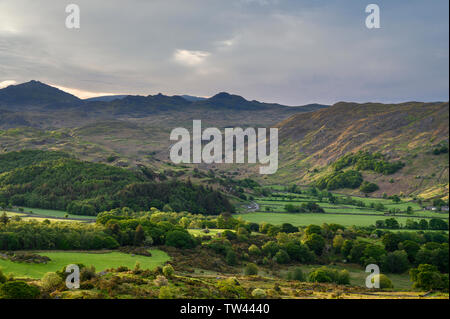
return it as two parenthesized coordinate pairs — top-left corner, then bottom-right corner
(0, 0), (448, 105)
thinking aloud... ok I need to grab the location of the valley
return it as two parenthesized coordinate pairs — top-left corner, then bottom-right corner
(0, 81), (448, 300)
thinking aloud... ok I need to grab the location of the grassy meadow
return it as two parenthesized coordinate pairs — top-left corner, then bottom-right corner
(0, 250), (170, 279)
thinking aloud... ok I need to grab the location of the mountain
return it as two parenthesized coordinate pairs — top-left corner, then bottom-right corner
(0, 80), (330, 179)
(84, 95), (128, 102)
(0, 80), (81, 107)
(180, 95), (207, 102)
(270, 101), (449, 199)
(196, 92), (329, 111)
(0, 80), (328, 114)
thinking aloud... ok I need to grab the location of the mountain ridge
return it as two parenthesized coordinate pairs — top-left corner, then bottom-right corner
(0, 81), (329, 112)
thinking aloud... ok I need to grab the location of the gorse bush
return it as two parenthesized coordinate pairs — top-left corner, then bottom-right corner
(308, 267), (350, 285)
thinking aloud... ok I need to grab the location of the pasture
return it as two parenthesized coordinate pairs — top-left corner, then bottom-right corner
(236, 212), (427, 227)
(0, 250), (170, 279)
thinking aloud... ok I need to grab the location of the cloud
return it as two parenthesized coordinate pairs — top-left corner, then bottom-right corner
(0, 80), (17, 89)
(173, 49), (211, 66)
(0, 0), (448, 105)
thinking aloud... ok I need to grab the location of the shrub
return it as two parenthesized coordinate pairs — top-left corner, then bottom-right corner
(41, 272), (63, 292)
(217, 277), (245, 299)
(371, 274), (394, 289)
(0, 281), (40, 299)
(336, 270), (350, 285)
(80, 266), (96, 281)
(162, 264), (175, 277)
(251, 288), (266, 298)
(244, 263), (259, 276)
(154, 275), (169, 287)
(308, 267), (350, 285)
(308, 268), (333, 283)
(158, 286), (174, 299)
(287, 267), (305, 282)
(0, 269), (6, 284)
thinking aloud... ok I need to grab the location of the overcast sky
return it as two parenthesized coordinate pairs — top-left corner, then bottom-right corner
(0, 0), (448, 105)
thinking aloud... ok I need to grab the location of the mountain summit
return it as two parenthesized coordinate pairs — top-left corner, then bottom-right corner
(0, 80), (81, 107)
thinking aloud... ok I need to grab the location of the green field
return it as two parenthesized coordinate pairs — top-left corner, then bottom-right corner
(254, 191), (448, 221)
(3, 211), (82, 223)
(4, 207), (96, 221)
(283, 264), (413, 290)
(236, 212), (426, 227)
(0, 250), (170, 279)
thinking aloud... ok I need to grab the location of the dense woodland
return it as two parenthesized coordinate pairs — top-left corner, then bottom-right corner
(0, 150), (233, 215)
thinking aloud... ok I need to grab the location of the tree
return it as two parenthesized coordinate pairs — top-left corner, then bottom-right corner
(384, 218), (400, 229)
(274, 249), (290, 264)
(165, 230), (196, 249)
(305, 225), (322, 236)
(392, 195), (401, 203)
(261, 241), (279, 258)
(410, 264), (447, 291)
(362, 244), (386, 266)
(382, 233), (400, 252)
(282, 242), (314, 263)
(0, 212), (9, 225)
(248, 244), (261, 256)
(226, 250), (238, 266)
(281, 223), (298, 234)
(304, 233), (325, 256)
(332, 235), (345, 253)
(399, 240), (420, 263)
(419, 219), (428, 230)
(134, 225), (146, 246)
(381, 250), (410, 274)
(360, 181), (379, 194)
(429, 219), (448, 230)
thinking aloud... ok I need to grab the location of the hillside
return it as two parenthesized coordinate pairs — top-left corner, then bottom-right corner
(0, 81), (327, 172)
(0, 150), (233, 215)
(269, 101), (449, 199)
(0, 80), (81, 107)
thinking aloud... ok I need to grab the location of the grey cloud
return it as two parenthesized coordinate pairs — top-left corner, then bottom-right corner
(0, 0), (448, 104)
